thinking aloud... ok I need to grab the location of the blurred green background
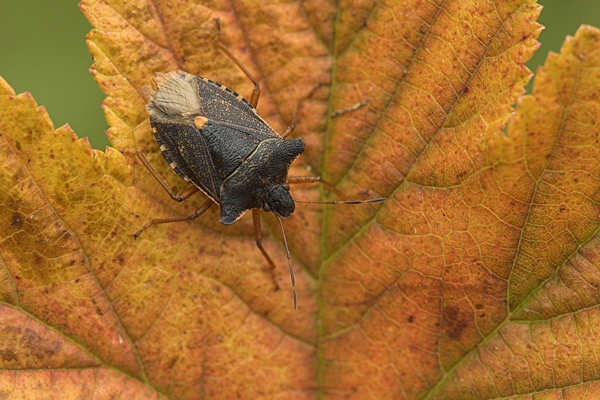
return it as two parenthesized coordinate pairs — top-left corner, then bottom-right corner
(1, 0), (599, 150)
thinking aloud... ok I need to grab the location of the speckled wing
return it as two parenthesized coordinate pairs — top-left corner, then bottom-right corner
(190, 73), (281, 141)
(151, 121), (222, 201)
(143, 71), (280, 201)
(144, 71), (280, 141)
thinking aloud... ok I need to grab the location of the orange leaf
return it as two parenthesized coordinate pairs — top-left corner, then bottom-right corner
(2, 0), (600, 398)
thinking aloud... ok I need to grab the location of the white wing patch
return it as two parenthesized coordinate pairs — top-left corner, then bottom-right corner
(145, 71), (200, 119)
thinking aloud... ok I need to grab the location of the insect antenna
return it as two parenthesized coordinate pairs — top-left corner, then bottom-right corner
(275, 214), (296, 310)
(292, 197), (386, 205)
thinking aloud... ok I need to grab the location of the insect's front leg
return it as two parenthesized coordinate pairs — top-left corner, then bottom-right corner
(120, 149), (199, 202)
(285, 176), (345, 199)
(252, 209), (280, 291)
(253, 210), (298, 309)
(286, 176), (387, 205)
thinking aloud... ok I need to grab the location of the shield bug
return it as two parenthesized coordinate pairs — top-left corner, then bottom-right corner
(123, 19), (385, 309)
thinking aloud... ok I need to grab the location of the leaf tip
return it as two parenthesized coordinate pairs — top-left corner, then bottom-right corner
(0, 75), (15, 96)
(78, 1), (91, 15)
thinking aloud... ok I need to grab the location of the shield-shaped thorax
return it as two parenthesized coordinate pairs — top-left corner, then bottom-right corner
(194, 117), (261, 180)
(144, 71), (283, 202)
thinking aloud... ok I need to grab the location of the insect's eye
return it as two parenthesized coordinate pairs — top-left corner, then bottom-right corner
(282, 184), (290, 192)
(263, 203), (271, 212)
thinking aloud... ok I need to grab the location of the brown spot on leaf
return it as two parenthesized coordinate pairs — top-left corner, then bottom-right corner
(11, 213), (23, 229)
(443, 305), (469, 341)
(1, 350), (18, 362)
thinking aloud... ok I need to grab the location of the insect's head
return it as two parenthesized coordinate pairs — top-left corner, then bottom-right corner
(263, 184), (294, 217)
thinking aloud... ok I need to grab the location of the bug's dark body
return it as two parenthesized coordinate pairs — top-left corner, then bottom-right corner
(145, 71), (304, 225)
(132, 20), (386, 311)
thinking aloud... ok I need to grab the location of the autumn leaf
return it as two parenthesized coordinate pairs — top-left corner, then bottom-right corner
(2, 0), (600, 398)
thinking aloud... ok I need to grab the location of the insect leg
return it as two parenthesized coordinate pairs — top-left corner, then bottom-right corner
(214, 18), (260, 107)
(120, 149), (199, 202)
(274, 214), (297, 310)
(285, 175), (346, 199)
(292, 197), (386, 206)
(252, 209), (281, 291)
(132, 198), (214, 239)
(330, 98), (369, 118)
(280, 83), (322, 139)
(286, 176), (386, 205)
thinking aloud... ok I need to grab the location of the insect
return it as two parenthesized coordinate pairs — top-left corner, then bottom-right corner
(123, 19), (385, 309)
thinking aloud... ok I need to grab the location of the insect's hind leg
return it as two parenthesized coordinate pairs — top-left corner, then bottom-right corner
(120, 149), (200, 202)
(132, 198), (214, 239)
(214, 18), (260, 107)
